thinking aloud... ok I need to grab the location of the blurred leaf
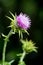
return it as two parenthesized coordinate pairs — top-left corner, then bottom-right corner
(6, 50), (19, 61)
(0, 61), (11, 65)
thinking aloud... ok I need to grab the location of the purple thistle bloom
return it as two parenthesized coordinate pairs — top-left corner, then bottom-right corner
(17, 13), (31, 30)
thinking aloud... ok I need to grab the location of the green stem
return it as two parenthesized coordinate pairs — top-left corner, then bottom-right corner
(20, 51), (26, 62)
(2, 29), (13, 65)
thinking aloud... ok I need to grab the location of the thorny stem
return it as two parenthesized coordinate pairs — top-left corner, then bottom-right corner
(2, 29), (13, 65)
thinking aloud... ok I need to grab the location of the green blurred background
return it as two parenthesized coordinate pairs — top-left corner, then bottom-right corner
(0, 0), (43, 65)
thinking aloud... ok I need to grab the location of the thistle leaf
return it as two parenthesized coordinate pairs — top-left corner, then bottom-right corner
(19, 30), (21, 38)
(21, 32), (23, 39)
(9, 11), (15, 19)
(24, 30), (29, 35)
(6, 16), (13, 21)
(2, 33), (6, 38)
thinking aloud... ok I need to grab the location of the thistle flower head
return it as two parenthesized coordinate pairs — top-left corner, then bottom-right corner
(6, 12), (31, 37)
(17, 13), (31, 30)
(21, 39), (37, 53)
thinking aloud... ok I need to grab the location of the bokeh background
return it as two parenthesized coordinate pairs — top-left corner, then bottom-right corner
(0, 0), (43, 65)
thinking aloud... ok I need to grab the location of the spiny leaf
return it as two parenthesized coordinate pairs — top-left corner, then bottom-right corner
(19, 30), (21, 38)
(21, 32), (23, 39)
(24, 30), (29, 35)
(2, 33), (7, 38)
(9, 11), (15, 19)
(6, 16), (13, 21)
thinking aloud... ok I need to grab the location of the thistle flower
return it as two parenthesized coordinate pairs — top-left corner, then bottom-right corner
(21, 39), (37, 53)
(6, 12), (31, 38)
(17, 13), (31, 30)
